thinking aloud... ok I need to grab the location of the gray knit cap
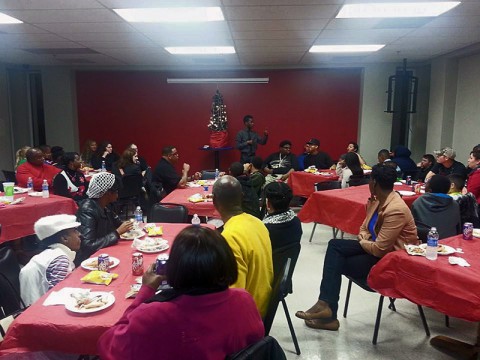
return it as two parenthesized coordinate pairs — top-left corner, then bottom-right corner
(86, 172), (116, 199)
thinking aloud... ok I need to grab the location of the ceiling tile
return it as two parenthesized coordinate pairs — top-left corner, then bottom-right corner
(229, 19), (328, 31)
(236, 45), (309, 53)
(35, 22), (136, 34)
(98, 0), (220, 7)
(224, 5), (340, 20)
(59, 31), (152, 42)
(0, 0), (103, 10)
(4, 9), (122, 23)
(232, 30), (319, 40)
(0, 23), (48, 33)
(235, 38), (313, 47)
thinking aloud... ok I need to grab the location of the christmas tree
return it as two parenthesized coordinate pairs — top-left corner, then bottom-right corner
(208, 90), (228, 132)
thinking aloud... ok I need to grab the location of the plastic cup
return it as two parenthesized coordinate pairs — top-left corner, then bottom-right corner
(3, 182), (14, 202)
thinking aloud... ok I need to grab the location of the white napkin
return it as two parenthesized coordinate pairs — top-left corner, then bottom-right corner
(43, 287), (89, 306)
(448, 256), (470, 267)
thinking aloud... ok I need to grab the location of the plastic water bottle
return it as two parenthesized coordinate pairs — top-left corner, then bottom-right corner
(101, 160), (106, 172)
(134, 206), (143, 224)
(215, 168), (219, 180)
(191, 214), (201, 226)
(27, 177), (33, 193)
(42, 179), (49, 198)
(425, 227), (439, 261)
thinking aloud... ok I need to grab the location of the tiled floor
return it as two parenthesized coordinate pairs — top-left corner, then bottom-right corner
(269, 222), (477, 359)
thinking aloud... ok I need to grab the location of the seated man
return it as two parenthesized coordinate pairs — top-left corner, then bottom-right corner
(377, 148), (401, 173)
(415, 154), (435, 182)
(391, 145), (417, 177)
(448, 174), (480, 227)
(411, 175), (461, 242)
(229, 162), (261, 219)
(20, 215), (81, 305)
(213, 176), (273, 317)
(75, 173), (134, 265)
(425, 147), (467, 181)
(246, 156), (265, 199)
(303, 138), (332, 169)
(16, 148), (61, 191)
(263, 140), (299, 182)
(152, 146), (200, 195)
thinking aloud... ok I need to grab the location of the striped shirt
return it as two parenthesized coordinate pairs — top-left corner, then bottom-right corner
(46, 255), (70, 289)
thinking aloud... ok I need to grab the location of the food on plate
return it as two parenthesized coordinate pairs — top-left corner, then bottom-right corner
(71, 292), (108, 309)
(85, 259), (114, 269)
(144, 224), (163, 236)
(410, 247), (425, 254)
(120, 229), (145, 239)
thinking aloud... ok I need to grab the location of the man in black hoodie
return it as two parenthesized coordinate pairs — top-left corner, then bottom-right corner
(229, 162), (261, 219)
(411, 175), (461, 242)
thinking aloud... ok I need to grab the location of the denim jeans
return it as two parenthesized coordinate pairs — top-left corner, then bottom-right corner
(319, 239), (380, 319)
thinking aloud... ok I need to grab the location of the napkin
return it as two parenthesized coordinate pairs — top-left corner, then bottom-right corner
(43, 287), (89, 306)
(448, 256), (470, 267)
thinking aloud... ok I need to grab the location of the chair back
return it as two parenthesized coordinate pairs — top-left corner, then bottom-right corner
(0, 248), (23, 317)
(118, 174), (143, 199)
(225, 336), (286, 360)
(148, 203), (189, 223)
(263, 258), (291, 335)
(348, 174), (370, 187)
(272, 243), (300, 295)
(2, 170), (16, 184)
(201, 170), (216, 180)
(314, 181), (341, 192)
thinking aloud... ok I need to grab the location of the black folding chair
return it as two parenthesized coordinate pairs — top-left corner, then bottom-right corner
(225, 336), (286, 360)
(148, 203), (189, 223)
(116, 174), (143, 220)
(347, 174), (370, 187)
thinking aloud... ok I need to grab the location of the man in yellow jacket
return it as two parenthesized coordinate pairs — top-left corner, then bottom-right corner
(213, 175), (273, 317)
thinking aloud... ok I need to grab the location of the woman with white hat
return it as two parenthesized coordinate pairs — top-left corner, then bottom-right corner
(75, 172), (133, 265)
(20, 214), (81, 305)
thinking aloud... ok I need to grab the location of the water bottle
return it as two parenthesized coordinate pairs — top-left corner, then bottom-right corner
(203, 185), (209, 198)
(27, 177), (33, 193)
(42, 179), (49, 198)
(215, 168), (219, 180)
(134, 206), (143, 224)
(191, 214), (201, 226)
(101, 160), (106, 172)
(425, 227), (439, 261)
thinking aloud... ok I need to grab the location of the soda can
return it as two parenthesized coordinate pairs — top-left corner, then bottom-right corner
(132, 252), (144, 275)
(463, 222), (474, 240)
(155, 254), (169, 275)
(98, 254), (110, 272)
(406, 176), (412, 185)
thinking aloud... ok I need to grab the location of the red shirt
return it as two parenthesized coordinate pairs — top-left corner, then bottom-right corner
(16, 162), (61, 191)
(467, 168), (480, 204)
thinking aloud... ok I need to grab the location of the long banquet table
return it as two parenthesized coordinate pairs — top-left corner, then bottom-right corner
(368, 234), (480, 357)
(287, 170), (339, 197)
(160, 186), (220, 218)
(0, 193), (78, 244)
(298, 184), (420, 235)
(0, 223), (213, 356)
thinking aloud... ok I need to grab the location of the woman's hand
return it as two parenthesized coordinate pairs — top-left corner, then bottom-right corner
(117, 221), (134, 235)
(103, 151), (109, 158)
(142, 263), (166, 290)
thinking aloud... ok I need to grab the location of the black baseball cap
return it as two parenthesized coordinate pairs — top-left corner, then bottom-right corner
(306, 138), (320, 146)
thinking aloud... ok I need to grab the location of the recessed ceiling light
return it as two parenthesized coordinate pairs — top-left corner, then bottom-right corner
(165, 46), (235, 55)
(0, 12), (22, 24)
(114, 7), (224, 23)
(309, 45), (385, 53)
(337, 2), (461, 18)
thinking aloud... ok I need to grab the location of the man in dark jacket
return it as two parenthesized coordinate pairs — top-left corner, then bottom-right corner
(230, 162), (261, 219)
(391, 145), (417, 177)
(235, 115), (268, 164)
(75, 172), (133, 265)
(411, 175), (461, 242)
(304, 138), (332, 169)
(263, 140), (299, 182)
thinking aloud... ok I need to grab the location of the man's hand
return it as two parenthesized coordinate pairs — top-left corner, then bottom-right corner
(246, 140), (253, 145)
(193, 172), (202, 180)
(117, 220), (134, 235)
(142, 263), (166, 290)
(264, 129), (269, 136)
(183, 163), (190, 172)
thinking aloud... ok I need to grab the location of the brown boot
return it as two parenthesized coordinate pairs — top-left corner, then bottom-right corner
(295, 300), (332, 320)
(305, 318), (340, 331)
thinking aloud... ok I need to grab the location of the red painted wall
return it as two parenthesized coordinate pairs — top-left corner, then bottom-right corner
(76, 68), (361, 172)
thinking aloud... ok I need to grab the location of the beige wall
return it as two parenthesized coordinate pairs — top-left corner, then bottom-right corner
(0, 64), (13, 172)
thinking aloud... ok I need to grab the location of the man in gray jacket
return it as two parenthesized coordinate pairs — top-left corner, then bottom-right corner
(235, 115), (268, 164)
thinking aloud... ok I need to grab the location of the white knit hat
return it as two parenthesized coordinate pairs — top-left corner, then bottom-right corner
(86, 172), (116, 198)
(34, 214), (81, 241)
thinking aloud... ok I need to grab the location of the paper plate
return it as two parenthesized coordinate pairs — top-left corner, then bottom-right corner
(81, 256), (120, 271)
(120, 229), (145, 240)
(65, 291), (115, 314)
(398, 190), (416, 196)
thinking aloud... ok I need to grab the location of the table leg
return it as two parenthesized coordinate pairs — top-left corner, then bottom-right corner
(214, 151), (220, 170)
(430, 322), (480, 360)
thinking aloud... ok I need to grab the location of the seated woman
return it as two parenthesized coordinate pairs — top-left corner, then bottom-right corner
(53, 152), (88, 203)
(112, 148), (143, 178)
(20, 215), (81, 305)
(75, 172), (133, 265)
(98, 226), (264, 360)
(80, 139), (97, 167)
(341, 152), (364, 188)
(15, 145), (31, 170)
(295, 164), (418, 331)
(347, 141), (368, 168)
(91, 141), (119, 171)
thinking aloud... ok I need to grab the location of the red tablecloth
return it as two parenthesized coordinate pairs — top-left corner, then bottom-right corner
(368, 235), (480, 322)
(0, 223), (214, 356)
(287, 170), (339, 197)
(0, 194), (78, 244)
(298, 184), (420, 235)
(160, 187), (220, 218)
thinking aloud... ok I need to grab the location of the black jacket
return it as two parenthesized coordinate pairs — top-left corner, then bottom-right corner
(411, 193), (461, 242)
(236, 175), (261, 219)
(75, 198), (122, 266)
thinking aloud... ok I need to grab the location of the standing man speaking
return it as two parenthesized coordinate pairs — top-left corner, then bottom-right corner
(236, 115), (268, 164)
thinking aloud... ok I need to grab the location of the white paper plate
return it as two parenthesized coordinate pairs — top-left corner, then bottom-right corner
(28, 192), (43, 197)
(81, 256), (120, 271)
(120, 229), (145, 240)
(136, 242), (169, 254)
(65, 291), (115, 314)
(473, 228), (480, 238)
(398, 190), (416, 196)
(419, 243), (456, 255)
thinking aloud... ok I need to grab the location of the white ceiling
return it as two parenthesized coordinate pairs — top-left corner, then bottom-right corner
(0, 0), (479, 69)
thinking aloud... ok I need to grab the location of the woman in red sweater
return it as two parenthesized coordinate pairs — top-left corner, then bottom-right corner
(97, 226), (264, 360)
(467, 150), (480, 204)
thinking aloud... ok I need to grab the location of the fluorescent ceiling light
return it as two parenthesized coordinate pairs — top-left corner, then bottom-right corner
(167, 78), (269, 84)
(165, 46), (235, 55)
(114, 7), (224, 23)
(337, 2), (461, 18)
(0, 12), (22, 24)
(309, 45), (385, 53)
